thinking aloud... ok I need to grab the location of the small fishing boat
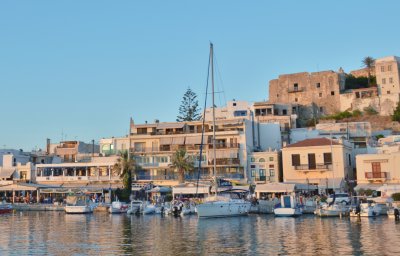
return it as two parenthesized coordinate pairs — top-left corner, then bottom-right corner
(274, 194), (302, 217)
(65, 194), (93, 214)
(350, 202), (381, 217)
(127, 200), (143, 215)
(180, 200), (196, 216)
(0, 202), (13, 214)
(109, 200), (129, 214)
(315, 202), (348, 217)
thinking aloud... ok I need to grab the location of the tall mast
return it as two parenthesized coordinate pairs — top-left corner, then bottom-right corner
(210, 43), (218, 195)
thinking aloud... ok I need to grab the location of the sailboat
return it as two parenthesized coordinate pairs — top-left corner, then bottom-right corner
(196, 43), (251, 218)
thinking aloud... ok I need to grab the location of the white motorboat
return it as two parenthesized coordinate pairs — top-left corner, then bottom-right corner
(142, 202), (156, 215)
(350, 202), (381, 217)
(315, 202), (348, 217)
(109, 201), (129, 214)
(65, 195), (93, 214)
(181, 201), (196, 216)
(196, 195), (251, 218)
(127, 200), (143, 215)
(195, 43), (251, 218)
(273, 194), (302, 217)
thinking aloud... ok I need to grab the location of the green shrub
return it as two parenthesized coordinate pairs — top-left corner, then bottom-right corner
(352, 109), (362, 117)
(392, 193), (400, 201)
(358, 188), (374, 196)
(364, 106), (378, 115)
(392, 102), (400, 122)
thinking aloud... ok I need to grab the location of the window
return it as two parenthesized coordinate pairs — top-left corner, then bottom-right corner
(323, 153), (332, 165)
(269, 157), (274, 161)
(381, 66), (385, 72)
(295, 98), (298, 102)
(308, 153), (316, 169)
(316, 82), (321, 88)
(331, 91), (335, 96)
(251, 165), (256, 168)
(382, 78), (386, 84)
(348, 154), (351, 166)
(277, 94), (279, 98)
(233, 102), (237, 106)
(291, 154), (300, 166)
(269, 164), (274, 168)
(251, 169), (256, 177)
(387, 91), (391, 94)
(371, 162), (381, 173)
(389, 77), (393, 83)
(292, 107), (297, 114)
(319, 107), (323, 113)
(259, 158), (265, 162)
(270, 170), (275, 176)
(282, 109), (287, 115)
(294, 83), (299, 91)
(259, 169), (266, 177)
(388, 65), (392, 71)
(250, 157), (255, 162)
(319, 93), (322, 97)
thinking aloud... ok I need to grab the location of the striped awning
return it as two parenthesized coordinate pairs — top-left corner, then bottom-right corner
(172, 137), (185, 145)
(185, 135), (204, 145)
(160, 137), (173, 145)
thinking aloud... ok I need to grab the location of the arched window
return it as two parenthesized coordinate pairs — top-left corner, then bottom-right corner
(259, 158), (265, 162)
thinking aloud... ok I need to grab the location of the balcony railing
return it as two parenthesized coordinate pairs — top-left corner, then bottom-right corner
(287, 87), (304, 93)
(210, 159), (241, 165)
(135, 173), (244, 181)
(208, 143), (239, 149)
(294, 163), (331, 171)
(365, 172), (388, 179)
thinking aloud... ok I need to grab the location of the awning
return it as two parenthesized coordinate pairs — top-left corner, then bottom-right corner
(185, 135), (203, 145)
(0, 184), (38, 191)
(0, 169), (15, 179)
(255, 183), (296, 193)
(160, 137), (173, 145)
(173, 186), (209, 195)
(172, 137), (185, 145)
(354, 183), (382, 191)
(146, 186), (172, 193)
(156, 123), (185, 129)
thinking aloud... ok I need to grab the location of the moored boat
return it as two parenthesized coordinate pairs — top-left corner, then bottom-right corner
(65, 195), (93, 214)
(0, 202), (13, 214)
(273, 194), (302, 217)
(350, 202), (381, 217)
(109, 201), (129, 214)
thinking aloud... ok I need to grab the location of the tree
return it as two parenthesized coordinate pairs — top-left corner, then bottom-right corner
(392, 101), (400, 122)
(362, 56), (375, 87)
(170, 149), (194, 184)
(176, 88), (201, 122)
(113, 151), (135, 194)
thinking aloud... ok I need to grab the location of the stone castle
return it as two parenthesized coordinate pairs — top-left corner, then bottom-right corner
(267, 56), (400, 125)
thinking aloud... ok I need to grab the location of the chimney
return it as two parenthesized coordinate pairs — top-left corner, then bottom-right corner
(46, 138), (51, 155)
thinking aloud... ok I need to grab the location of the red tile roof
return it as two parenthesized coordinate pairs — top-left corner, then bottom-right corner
(286, 137), (340, 148)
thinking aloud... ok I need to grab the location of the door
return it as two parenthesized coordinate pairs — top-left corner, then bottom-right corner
(308, 153), (316, 170)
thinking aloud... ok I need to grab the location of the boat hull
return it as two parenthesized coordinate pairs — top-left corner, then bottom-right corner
(65, 206), (93, 214)
(196, 201), (251, 218)
(0, 205), (13, 214)
(274, 208), (302, 217)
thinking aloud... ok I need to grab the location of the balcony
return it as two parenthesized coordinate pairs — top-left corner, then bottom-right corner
(365, 172), (388, 180)
(294, 164), (331, 171)
(208, 143), (239, 149)
(210, 158), (241, 165)
(287, 87), (304, 93)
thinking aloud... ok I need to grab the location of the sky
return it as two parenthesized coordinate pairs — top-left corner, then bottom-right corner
(1, 1), (400, 151)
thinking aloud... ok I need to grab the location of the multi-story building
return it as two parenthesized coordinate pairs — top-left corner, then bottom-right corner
(0, 154), (34, 184)
(128, 117), (281, 186)
(35, 156), (120, 187)
(282, 138), (354, 192)
(375, 56), (400, 115)
(48, 140), (100, 163)
(268, 69), (346, 125)
(248, 150), (281, 184)
(99, 136), (129, 156)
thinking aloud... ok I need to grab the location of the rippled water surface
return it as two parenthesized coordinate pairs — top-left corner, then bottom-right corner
(1, 212), (400, 255)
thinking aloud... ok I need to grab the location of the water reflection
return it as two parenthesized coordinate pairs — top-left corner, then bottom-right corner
(1, 212), (400, 255)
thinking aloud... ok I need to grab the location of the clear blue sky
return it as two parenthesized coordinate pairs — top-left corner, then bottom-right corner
(1, 1), (399, 151)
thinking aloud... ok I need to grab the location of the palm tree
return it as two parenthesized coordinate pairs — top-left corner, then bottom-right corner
(113, 151), (135, 192)
(170, 149), (194, 184)
(362, 56), (375, 87)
